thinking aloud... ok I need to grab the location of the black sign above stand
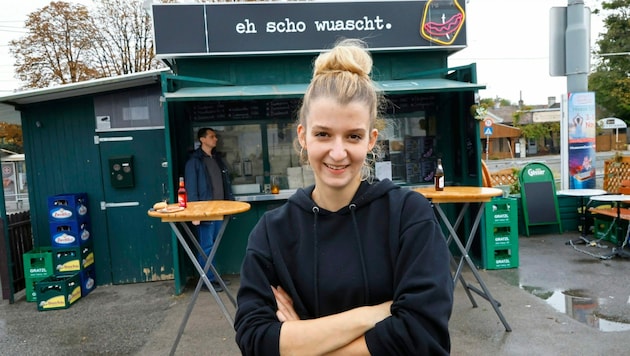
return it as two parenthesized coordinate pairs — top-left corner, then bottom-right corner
(519, 162), (563, 236)
(152, 0), (467, 57)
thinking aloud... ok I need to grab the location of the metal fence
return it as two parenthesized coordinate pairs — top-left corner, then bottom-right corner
(0, 211), (33, 303)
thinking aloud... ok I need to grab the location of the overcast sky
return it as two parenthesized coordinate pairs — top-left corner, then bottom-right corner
(0, 0), (605, 105)
(449, 0), (604, 105)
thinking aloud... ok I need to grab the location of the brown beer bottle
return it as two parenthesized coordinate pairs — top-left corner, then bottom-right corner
(435, 159), (445, 191)
(177, 177), (187, 207)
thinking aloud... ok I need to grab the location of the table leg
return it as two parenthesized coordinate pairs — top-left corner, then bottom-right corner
(566, 196), (592, 245)
(168, 219), (235, 356)
(181, 222), (206, 260)
(206, 216), (236, 307)
(434, 202), (478, 306)
(602, 204), (630, 259)
(433, 203), (512, 332)
(178, 219), (236, 306)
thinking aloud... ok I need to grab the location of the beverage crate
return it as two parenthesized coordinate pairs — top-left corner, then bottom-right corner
(49, 220), (91, 248)
(36, 273), (82, 311)
(593, 217), (622, 245)
(485, 197), (518, 227)
(25, 276), (48, 302)
(486, 227), (517, 248)
(485, 247), (519, 270)
(79, 265), (97, 296)
(23, 247), (54, 279)
(53, 243), (94, 273)
(47, 193), (89, 222)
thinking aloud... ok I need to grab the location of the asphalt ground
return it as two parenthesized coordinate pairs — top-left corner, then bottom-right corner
(2, 230), (630, 355)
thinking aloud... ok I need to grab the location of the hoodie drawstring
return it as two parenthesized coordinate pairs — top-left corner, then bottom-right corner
(312, 206), (320, 316)
(349, 204), (369, 304)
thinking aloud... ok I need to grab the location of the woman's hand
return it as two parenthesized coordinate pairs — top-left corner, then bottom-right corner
(272, 286), (300, 322)
(273, 284), (393, 355)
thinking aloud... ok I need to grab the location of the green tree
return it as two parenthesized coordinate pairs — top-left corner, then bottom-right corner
(589, 0), (630, 122)
(0, 123), (24, 153)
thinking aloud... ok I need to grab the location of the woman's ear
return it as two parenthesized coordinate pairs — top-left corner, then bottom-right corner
(368, 128), (379, 150)
(297, 124), (306, 149)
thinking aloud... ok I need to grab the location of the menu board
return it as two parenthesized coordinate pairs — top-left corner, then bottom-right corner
(188, 95), (436, 122)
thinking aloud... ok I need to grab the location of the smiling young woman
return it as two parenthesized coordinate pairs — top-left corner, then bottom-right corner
(234, 39), (454, 356)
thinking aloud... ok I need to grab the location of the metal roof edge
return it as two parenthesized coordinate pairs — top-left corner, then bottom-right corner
(164, 78), (485, 101)
(0, 68), (172, 106)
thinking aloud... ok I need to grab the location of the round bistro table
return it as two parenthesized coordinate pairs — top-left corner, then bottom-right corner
(148, 200), (251, 354)
(413, 186), (511, 332)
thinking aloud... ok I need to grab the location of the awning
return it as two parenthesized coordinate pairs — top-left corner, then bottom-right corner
(164, 78), (485, 101)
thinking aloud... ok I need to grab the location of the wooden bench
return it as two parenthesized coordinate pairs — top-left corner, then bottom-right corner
(589, 207), (630, 221)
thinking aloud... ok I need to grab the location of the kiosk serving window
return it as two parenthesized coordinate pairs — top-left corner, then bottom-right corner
(377, 112), (438, 185)
(212, 123), (302, 192)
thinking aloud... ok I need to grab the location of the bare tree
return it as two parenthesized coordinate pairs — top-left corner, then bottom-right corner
(91, 0), (162, 76)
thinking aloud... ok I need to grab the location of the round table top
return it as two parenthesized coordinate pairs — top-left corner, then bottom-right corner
(589, 194), (630, 203)
(147, 200), (251, 222)
(556, 188), (608, 197)
(413, 186), (503, 203)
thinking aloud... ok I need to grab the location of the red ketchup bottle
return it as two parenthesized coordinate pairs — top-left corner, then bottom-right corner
(178, 177), (187, 208)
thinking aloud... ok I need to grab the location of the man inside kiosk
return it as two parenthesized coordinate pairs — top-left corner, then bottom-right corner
(234, 39), (453, 355)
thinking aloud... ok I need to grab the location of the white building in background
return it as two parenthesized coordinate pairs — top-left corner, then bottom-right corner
(1, 149), (27, 212)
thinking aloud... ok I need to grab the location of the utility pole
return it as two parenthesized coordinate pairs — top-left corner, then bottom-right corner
(565, 0), (589, 93)
(550, 1), (592, 190)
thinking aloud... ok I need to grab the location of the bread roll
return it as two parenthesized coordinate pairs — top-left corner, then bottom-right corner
(153, 201), (168, 210)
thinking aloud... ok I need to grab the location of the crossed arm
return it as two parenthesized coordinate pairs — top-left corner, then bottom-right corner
(272, 286), (392, 356)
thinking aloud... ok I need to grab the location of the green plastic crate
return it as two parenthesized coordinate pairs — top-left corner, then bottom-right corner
(23, 247), (54, 279)
(485, 197), (518, 228)
(36, 273), (82, 311)
(25, 276), (48, 302)
(485, 247), (519, 270)
(487, 227), (517, 248)
(593, 217), (624, 245)
(52, 243), (94, 273)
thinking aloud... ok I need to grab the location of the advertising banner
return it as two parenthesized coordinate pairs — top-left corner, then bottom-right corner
(567, 92), (596, 189)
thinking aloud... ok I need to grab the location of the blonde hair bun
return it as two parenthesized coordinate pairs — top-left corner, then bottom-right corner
(313, 38), (372, 79)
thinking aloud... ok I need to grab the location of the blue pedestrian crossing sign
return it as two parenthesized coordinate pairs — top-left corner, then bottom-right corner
(484, 127), (493, 136)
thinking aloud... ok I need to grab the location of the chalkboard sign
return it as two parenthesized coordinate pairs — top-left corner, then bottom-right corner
(519, 162), (563, 236)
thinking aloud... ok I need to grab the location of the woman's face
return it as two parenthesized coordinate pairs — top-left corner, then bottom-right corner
(298, 97), (378, 191)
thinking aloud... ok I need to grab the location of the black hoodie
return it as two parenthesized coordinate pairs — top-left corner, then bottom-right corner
(235, 179), (454, 355)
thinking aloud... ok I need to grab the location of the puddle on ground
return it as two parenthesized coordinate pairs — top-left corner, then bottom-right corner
(522, 286), (630, 332)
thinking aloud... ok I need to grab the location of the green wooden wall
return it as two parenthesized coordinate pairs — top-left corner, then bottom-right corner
(20, 98), (113, 284)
